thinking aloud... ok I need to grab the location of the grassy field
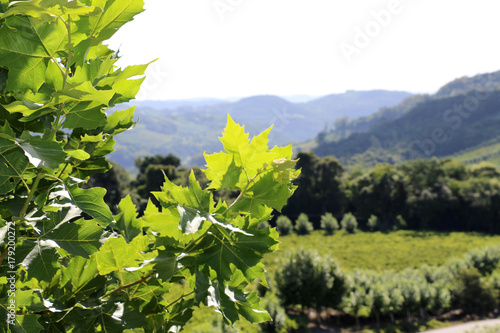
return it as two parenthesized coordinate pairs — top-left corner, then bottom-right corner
(263, 230), (500, 273)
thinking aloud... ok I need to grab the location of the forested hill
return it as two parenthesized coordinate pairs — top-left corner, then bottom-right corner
(110, 90), (410, 170)
(316, 70), (500, 143)
(313, 88), (500, 167)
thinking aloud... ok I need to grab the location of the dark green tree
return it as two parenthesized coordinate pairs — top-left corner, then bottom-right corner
(341, 212), (358, 233)
(276, 215), (293, 236)
(320, 212), (339, 235)
(295, 213), (313, 235)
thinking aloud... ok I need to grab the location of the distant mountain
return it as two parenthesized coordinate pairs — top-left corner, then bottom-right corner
(313, 72), (500, 169)
(109, 90), (411, 170)
(129, 98), (234, 110)
(280, 94), (322, 103)
(304, 90), (412, 120)
(311, 71), (500, 145)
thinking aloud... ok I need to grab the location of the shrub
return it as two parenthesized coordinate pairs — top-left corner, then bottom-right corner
(451, 268), (497, 315)
(321, 213), (339, 235)
(341, 212), (358, 233)
(295, 213), (313, 235)
(276, 215), (293, 236)
(367, 214), (379, 231)
(275, 249), (346, 311)
(466, 246), (500, 276)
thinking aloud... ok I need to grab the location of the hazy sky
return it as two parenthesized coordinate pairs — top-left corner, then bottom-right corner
(108, 0), (500, 100)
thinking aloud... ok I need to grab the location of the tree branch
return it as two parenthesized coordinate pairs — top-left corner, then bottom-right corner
(103, 270), (157, 298)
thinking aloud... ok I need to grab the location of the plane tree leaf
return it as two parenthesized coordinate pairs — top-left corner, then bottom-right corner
(114, 195), (143, 243)
(18, 132), (66, 169)
(18, 240), (60, 282)
(66, 183), (113, 226)
(41, 218), (104, 258)
(11, 314), (44, 333)
(95, 236), (150, 277)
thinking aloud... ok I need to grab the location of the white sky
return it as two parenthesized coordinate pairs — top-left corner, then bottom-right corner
(108, 0), (500, 100)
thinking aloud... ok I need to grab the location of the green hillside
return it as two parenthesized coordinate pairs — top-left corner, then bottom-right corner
(109, 91), (411, 170)
(311, 70), (500, 146)
(314, 88), (500, 168)
(448, 136), (500, 167)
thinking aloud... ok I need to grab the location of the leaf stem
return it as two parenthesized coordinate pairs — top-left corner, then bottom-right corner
(145, 291), (195, 316)
(223, 169), (260, 214)
(103, 270), (157, 298)
(18, 172), (44, 221)
(57, 162), (70, 179)
(183, 230), (209, 253)
(50, 14), (73, 140)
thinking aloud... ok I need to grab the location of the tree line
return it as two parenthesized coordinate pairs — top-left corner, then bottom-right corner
(89, 151), (500, 233)
(282, 152), (500, 234)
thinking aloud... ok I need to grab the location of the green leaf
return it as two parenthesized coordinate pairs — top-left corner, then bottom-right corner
(234, 171), (296, 214)
(142, 202), (181, 238)
(2, 0), (99, 21)
(0, 120), (16, 138)
(60, 82), (114, 129)
(152, 252), (177, 281)
(67, 183), (113, 226)
(204, 153), (242, 190)
(154, 170), (214, 214)
(15, 290), (46, 312)
(73, 157), (110, 179)
(163, 299), (195, 332)
(11, 314), (43, 333)
(103, 106), (136, 134)
(19, 240), (60, 282)
(205, 116), (298, 198)
(0, 138), (30, 193)
(59, 256), (106, 302)
(115, 195), (143, 243)
(198, 226), (279, 286)
(86, 0), (145, 41)
(65, 149), (90, 160)
(80, 133), (103, 142)
(0, 15), (64, 93)
(18, 132), (66, 169)
(95, 235), (150, 276)
(42, 218), (104, 258)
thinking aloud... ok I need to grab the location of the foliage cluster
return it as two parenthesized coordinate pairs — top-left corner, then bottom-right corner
(0, 1), (299, 331)
(293, 213), (313, 235)
(275, 216), (293, 236)
(340, 212), (358, 233)
(283, 153), (500, 234)
(320, 212), (339, 235)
